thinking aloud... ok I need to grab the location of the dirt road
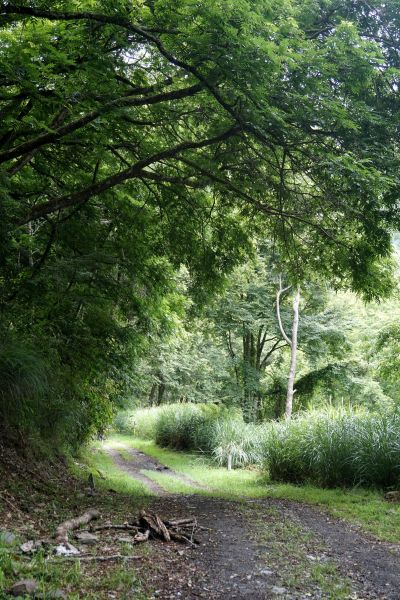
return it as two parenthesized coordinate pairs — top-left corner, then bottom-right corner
(106, 444), (400, 600)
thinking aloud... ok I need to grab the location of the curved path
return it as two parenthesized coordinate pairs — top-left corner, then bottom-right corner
(105, 445), (168, 495)
(104, 441), (208, 495)
(105, 443), (400, 599)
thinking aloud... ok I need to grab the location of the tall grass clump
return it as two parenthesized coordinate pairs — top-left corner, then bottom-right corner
(263, 419), (309, 484)
(155, 403), (222, 452)
(262, 407), (400, 489)
(0, 334), (51, 428)
(353, 411), (400, 488)
(154, 403), (262, 469)
(125, 402), (262, 469)
(212, 419), (264, 469)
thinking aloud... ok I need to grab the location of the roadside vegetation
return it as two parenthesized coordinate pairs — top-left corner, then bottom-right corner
(109, 404), (400, 543)
(107, 432), (400, 543)
(116, 404), (400, 489)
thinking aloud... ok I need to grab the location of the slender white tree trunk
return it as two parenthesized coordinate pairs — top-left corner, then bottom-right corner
(285, 288), (300, 420)
(276, 277), (300, 420)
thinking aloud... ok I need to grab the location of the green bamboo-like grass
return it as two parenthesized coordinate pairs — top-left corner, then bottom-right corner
(262, 407), (400, 488)
(116, 405), (400, 488)
(118, 404), (262, 469)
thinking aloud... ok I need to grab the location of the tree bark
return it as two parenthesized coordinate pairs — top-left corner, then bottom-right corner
(147, 383), (157, 406)
(156, 373), (166, 405)
(276, 276), (300, 420)
(285, 288), (300, 420)
(276, 276), (292, 345)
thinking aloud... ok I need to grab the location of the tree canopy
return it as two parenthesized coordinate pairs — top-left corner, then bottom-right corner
(1, 0), (400, 443)
(1, 0), (400, 290)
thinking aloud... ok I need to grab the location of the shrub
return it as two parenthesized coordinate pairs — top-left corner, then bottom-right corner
(263, 419), (308, 483)
(353, 412), (400, 488)
(0, 333), (51, 430)
(154, 403), (220, 452)
(212, 419), (263, 469)
(0, 328), (118, 450)
(125, 402), (262, 469)
(114, 406), (162, 439)
(118, 403), (400, 486)
(113, 410), (134, 434)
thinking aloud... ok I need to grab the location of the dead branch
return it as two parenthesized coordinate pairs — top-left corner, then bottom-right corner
(56, 509), (100, 543)
(139, 509), (171, 542)
(133, 529), (150, 543)
(165, 518), (196, 527)
(56, 554), (142, 562)
(169, 530), (199, 547)
(82, 524), (139, 533)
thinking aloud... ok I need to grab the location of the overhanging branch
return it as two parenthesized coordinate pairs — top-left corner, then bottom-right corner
(17, 126), (241, 224)
(0, 83), (203, 165)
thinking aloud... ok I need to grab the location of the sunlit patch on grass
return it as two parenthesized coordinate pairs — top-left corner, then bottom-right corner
(74, 445), (153, 498)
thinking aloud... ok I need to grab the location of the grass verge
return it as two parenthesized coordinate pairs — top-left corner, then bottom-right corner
(74, 444), (153, 498)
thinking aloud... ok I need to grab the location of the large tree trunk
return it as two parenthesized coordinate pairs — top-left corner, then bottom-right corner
(285, 288), (300, 420)
(147, 383), (158, 406)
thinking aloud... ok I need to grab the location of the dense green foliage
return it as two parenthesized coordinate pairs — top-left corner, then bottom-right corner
(205, 252), (354, 419)
(1, 0), (400, 447)
(154, 403), (222, 452)
(2, 0), (400, 284)
(129, 254), (400, 420)
(263, 408), (400, 488)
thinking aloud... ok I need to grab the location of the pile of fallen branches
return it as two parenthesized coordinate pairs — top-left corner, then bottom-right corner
(85, 509), (200, 546)
(137, 510), (200, 546)
(56, 509), (200, 558)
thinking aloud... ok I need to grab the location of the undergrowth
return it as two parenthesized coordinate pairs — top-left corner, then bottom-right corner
(263, 407), (400, 488)
(115, 404), (262, 469)
(117, 404), (400, 488)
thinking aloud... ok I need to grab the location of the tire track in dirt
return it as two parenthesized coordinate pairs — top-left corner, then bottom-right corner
(105, 446), (168, 495)
(279, 498), (400, 599)
(104, 443), (209, 496)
